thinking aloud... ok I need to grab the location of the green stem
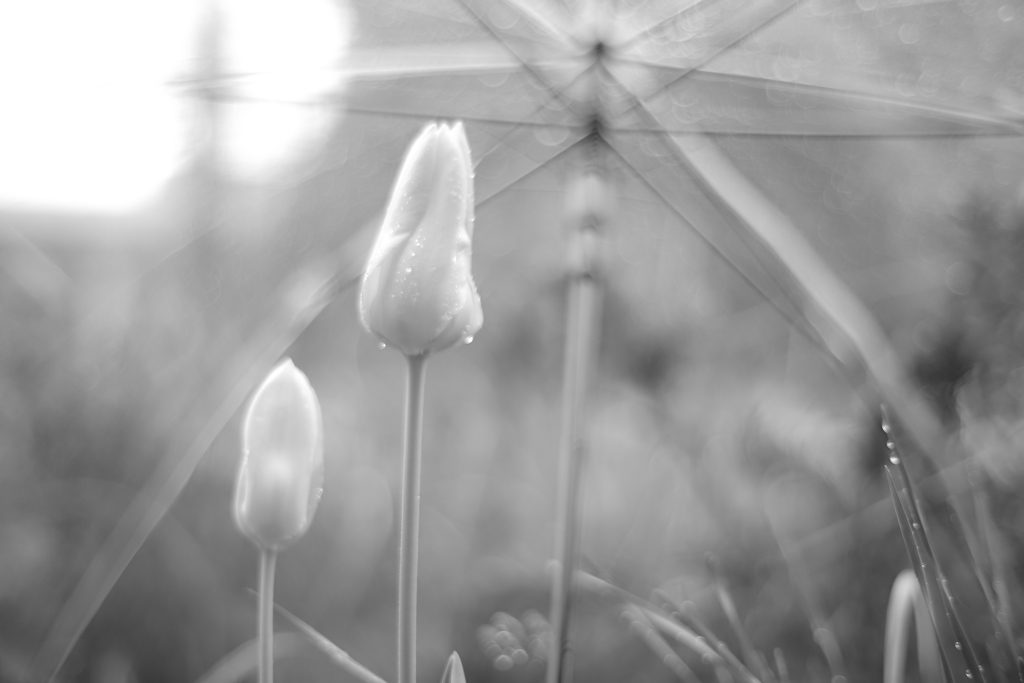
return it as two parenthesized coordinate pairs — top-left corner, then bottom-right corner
(399, 353), (427, 683)
(258, 549), (278, 683)
(547, 260), (600, 683)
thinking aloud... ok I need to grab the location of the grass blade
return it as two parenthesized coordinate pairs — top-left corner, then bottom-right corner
(885, 570), (942, 683)
(440, 652), (467, 683)
(653, 589), (761, 683)
(773, 649), (789, 683)
(193, 634), (304, 683)
(574, 570), (729, 672)
(707, 555), (776, 683)
(270, 599), (389, 683)
(620, 602), (702, 683)
(883, 408), (981, 683)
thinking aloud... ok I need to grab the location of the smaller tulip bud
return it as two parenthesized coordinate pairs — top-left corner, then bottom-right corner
(359, 121), (483, 356)
(234, 358), (324, 551)
(440, 651), (467, 683)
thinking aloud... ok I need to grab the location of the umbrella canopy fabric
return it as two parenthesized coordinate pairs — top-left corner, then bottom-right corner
(19, 0), (1024, 680)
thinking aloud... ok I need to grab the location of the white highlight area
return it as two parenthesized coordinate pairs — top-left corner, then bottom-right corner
(0, 0), (350, 214)
(220, 0), (351, 182)
(0, 0), (197, 213)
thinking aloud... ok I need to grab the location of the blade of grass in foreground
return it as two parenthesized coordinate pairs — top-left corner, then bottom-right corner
(194, 633), (305, 683)
(773, 649), (789, 683)
(886, 471), (964, 683)
(653, 589), (761, 683)
(897, 441), (1016, 682)
(883, 410), (981, 683)
(271, 600), (389, 683)
(574, 570), (731, 679)
(884, 569), (942, 683)
(707, 555), (776, 683)
(620, 602), (702, 683)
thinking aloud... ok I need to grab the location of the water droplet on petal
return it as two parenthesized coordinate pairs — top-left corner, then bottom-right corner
(966, 671), (973, 679)
(886, 441), (895, 449)
(463, 335), (474, 345)
(889, 454), (901, 464)
(405, 267), (413, 274)
(378, 342), (387, 350)
(955, 642), (963, 650)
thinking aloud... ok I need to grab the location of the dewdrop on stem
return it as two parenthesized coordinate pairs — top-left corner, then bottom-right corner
(234, 358), (324, 551)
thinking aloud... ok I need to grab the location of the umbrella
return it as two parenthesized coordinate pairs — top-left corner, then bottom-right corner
(11, 0), (1024, 680)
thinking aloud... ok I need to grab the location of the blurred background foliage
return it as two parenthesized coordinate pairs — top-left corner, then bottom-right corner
(2, 1), (1024, 683)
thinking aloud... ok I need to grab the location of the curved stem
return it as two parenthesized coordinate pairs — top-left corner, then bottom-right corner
(399, 353), (428, 683)
(258, 549), (278, 683)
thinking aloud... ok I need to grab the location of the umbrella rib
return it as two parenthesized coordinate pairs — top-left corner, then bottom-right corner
(604, 137), (851, 384)
(607, 126), (1024, 139)
(246, 100), (588, 130)
(606, 56), (1024, 136)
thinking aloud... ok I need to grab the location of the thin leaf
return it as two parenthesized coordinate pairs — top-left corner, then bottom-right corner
(885, 570), (942, 683)
(653, 589), (761, 683)
(621, 602), (702, 683)
(883, 409), (987, 683)
(707, 555), (777, 683)
(270, 599), (389, 683)
(440, 651), (467, 683)
(885, 459), (969, 683)
(574, 570), (727, 670)
(772, 649), (789, 683)
(193, 633), (304, 683)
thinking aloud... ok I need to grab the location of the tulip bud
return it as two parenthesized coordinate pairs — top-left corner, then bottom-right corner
(359, 121), (483, 356)
(440, 652), (467, 683)
(234, 358), (324, 551)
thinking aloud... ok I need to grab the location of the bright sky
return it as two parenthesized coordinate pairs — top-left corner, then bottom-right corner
(0, 0), (350, 214)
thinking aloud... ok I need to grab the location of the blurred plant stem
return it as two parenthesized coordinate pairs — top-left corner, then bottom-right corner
(399, 353), (427, 683)
(884, 570), (942, 683)
(547, 169), (606, 683)
(258, 549), (278, 683)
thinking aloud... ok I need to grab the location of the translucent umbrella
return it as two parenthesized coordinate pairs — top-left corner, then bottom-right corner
(22, 0), (1024, 680)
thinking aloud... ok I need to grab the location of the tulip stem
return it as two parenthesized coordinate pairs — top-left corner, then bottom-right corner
(547, 262), (601, 683)
(258, 549), (278, 683)
(399, 353), (428, 683)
